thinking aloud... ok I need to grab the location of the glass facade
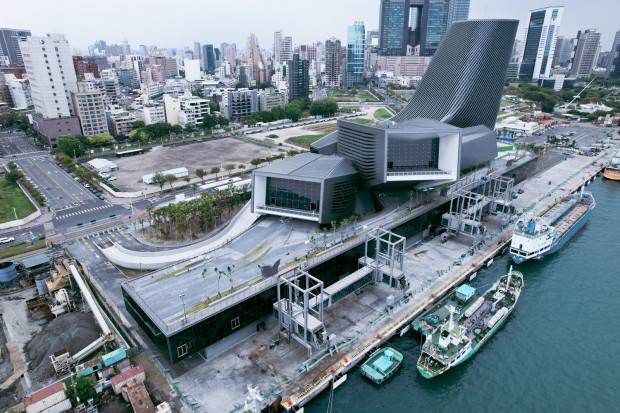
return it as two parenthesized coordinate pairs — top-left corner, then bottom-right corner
(519, 10), (545, 78)
(379, 0), (409, 56)
(346, 22), (366, 88)
(387, 137), (439, 171)
(266, 177), (321, 212)
(423, 0), (450, 56)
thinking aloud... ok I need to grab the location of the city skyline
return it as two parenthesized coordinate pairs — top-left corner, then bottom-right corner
(1, 0), (618, 53)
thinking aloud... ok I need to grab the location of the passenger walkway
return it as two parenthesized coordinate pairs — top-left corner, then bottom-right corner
(100, 203), (260, 270)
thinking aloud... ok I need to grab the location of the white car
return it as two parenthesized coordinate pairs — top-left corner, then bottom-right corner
(0, 237), (15, 244)
(106, 176), (116, 181)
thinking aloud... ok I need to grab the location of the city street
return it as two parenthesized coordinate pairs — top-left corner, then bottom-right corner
(0, 131), (39, 156)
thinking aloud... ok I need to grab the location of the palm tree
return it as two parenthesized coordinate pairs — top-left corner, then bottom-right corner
(201, 268), (210, 302)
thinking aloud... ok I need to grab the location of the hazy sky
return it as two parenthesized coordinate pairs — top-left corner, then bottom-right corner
(1, 0), (617, 52)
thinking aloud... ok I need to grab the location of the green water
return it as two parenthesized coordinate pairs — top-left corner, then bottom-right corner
(305, 178), (620, 413)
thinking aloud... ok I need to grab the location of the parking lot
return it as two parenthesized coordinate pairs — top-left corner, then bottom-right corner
(503, 122), (618, 151)
(111, 137), (277, 191)
(15, 155), (98, 209)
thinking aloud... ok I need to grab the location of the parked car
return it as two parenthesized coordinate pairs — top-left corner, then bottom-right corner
(0, 237), (15, 244)
(106, 176), (116, 181)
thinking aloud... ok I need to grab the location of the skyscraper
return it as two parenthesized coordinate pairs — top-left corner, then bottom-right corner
(19, 33), (81, 143)
(273, 31), (292, 63)
(0, 28), (31, 66)
(378, 0), (410, 56)
(346, 22), (366, 88)
(202, 44), (215, 72)
(518, 6), (564, 79)
(194, 42), (201, 67)
(606, 31), (620, 79)
(273, 30), (282, 61)
(570, 29), (601, 78)
(288, 53), (309, 101)
(447, 0), (470, 26)
(324, 38), (341, 88)
(552, 36), (575, 68)
(394, 19), (518, 130)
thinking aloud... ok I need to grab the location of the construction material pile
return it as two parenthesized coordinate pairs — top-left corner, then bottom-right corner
(26, 312), (101, 382)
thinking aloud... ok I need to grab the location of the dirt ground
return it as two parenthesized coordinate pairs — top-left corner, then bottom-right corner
(111, 138), (278, 191)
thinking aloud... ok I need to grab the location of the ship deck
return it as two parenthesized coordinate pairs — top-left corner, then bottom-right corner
(552, 203), (589, 238)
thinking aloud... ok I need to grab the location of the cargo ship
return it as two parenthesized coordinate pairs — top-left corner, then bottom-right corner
(603, 151), (620, 180)
(509, 188), (595, 264)
(416, 267), (523, 379)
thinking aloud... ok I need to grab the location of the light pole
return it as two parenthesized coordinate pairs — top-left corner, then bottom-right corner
(179, 293), (187, 323)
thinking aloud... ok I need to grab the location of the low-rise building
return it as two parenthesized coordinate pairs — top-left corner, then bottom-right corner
(4, 74), (32, 109)
(24, 382), (71, 413)
(258, 88), (287, 112)
(375, 56), (432, 77)
(143, 104), (166, 125)
(178, 95), (210, 126)
(88, 158), (118, 173)
(226, 89), (258, 120)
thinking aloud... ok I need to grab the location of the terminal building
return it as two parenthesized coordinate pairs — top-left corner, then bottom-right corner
(122, 19), (519, 364)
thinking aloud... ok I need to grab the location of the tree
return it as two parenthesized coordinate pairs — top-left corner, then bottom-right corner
(224, 164), (236, 176)
(131, 120), (146, 130)
(58, 136), (85, 158)
(152, 172), (166, 190)
(66, 377), (96, 406)
(210, 166), (220, 179)
(284, 103), (302, 122)
(195, 168), (206, 182)
(208, 100), (220, 113)
(238, 164), (246, 171)
(183, 176), (191, 186)
(5, 170), (22, 185)
(250, 158), (262, 169)
(164, 173), (177, 189)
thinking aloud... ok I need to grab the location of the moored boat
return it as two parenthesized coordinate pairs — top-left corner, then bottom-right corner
(510, 187), (595, 263)
(360, 347), (403, 384)
(416, 267), (523, 379)
(603, 151), (620, 180)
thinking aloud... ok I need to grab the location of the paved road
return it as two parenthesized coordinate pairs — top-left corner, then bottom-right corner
(14, 155), (98, 209)
(0, 132), (39, 156)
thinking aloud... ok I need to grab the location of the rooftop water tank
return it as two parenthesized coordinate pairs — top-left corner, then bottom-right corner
(0, 262), (17, 283)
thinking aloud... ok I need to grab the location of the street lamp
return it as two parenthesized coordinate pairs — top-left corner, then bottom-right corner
(179, 293), (187, 323)
(13, 207), (20, 229)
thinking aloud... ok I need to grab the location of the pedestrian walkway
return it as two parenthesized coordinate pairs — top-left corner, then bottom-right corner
(55, 204), (113, 220)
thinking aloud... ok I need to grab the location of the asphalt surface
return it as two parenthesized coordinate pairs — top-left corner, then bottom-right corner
(0, 131), (40, 156)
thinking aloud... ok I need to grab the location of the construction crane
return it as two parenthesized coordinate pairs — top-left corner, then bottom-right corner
(561, 78), (596, 109)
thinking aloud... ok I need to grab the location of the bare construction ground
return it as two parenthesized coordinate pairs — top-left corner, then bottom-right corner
(111, 138), (279, 191)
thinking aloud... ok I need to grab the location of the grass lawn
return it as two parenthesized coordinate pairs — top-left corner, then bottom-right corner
(286, 133), (329, 149)
(0, 179), (36, 223)
(327, 89), (380, 103)
(500, 99), (515, 108)
(374, 108), (393, 120)
(393, 90), (415, 100)
(350, 118), (375, 125)
(0, 239), (47, 260)
(302, 123), (338, 133)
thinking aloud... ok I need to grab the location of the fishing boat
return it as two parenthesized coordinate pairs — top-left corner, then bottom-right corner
(360, 347), (403, 384)
(416, 267), (523, 379)
(603, 151), (620, 180)
(510, 187), (595, 264)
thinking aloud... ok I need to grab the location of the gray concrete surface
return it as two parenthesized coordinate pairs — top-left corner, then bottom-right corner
(111, 138), (278, 191)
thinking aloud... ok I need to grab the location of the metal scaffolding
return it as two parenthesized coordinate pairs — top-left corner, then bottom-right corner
(275, 269), (326, 358)
(362, 229), (406, 289)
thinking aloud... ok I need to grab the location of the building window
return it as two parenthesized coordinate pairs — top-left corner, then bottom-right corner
(231, 317), (240, 330)
(177, 344), (188, 357)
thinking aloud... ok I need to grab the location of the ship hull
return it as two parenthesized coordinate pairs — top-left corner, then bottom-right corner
(511, 205), (593, 264)
(417, 308), (513, 378)
(603, 167), (620, 181)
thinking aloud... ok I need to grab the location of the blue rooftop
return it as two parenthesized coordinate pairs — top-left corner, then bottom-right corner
(456, 284), (476, 299)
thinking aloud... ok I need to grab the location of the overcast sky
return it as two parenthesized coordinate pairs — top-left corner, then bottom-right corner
(1, 0), (617, 52)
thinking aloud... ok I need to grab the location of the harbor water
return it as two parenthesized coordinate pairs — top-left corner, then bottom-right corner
(305, 178), (620, 413)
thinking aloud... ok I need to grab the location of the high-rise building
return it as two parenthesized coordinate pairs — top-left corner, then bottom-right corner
(409, 0), (453, 57)
(378, 0), (410, 56)
(138, 45), (148, 58)
(202, 44), (215, 72)
(193, 42), (201, 66)
(367, 30), (380, 47)
(447, 0), (470, 26)
(288, 53), (309, 101)
(4, 74), (32, 109)
(273, 31), (282, 61)
(324, 38), (341, 88)
(394, 19), (518, 130)
(552, 36), (575, 68)
(606, 31), (620, 79)
(221, 43), (237, 68)
(570, 29), (601, 78)
(346, 22), (366, 88)
(72, 56), (100, 79)
(0, 28), (31, 66)
(19, 33), (81, 143)
(518, 6), (564, 79)
(72, 81), (109, 136)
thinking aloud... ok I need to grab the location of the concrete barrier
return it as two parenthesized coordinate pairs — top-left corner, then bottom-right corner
(0, 209), (41, 230)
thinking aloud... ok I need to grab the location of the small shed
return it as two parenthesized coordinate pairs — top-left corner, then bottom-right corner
(456, 284), (476, 302)
(88, 158), (118, 173)
(124, 381), (156, 413)
(111, 365), (145, 395)
(102, 347), (126, 367)
(24, 382), (71, 413)
(21, 254), (50, 271)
